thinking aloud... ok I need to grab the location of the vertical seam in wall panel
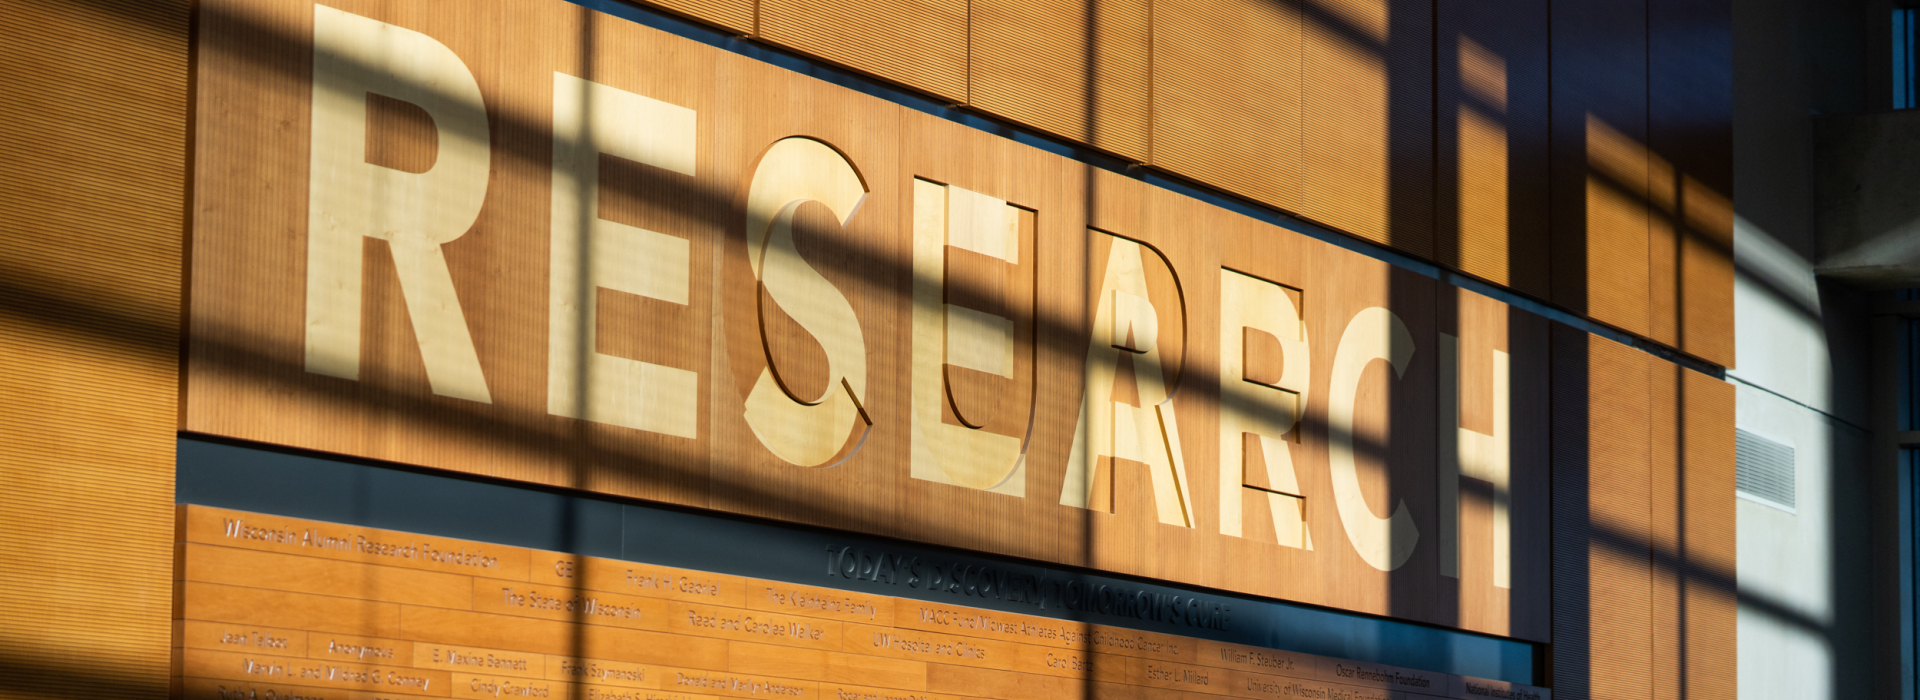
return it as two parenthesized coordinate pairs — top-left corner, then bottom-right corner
(1546, 276), (1558, 691)
(1543, 0), (1554, 342)
(1136, 0), (1152, 163)
(1651, 356), (1666, 694)
(1644, 0), (1654, 350)
(1430, 0), (1440, 243)
(178, 0), (203, 431)
(571, 0), (1726, 372)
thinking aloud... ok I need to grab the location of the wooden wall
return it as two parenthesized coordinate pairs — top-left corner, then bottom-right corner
(757, 0), (969, 102)
(1300, 0), (1434, 257)
(1550, 326), (1737, 699)
(0, 0), (189, 698)
(1549, 0), (1650, 341)
(172, 503), (1553, 700)
(1148, 0), (1302, 213)
(1649, 361), (1738, 700)
(0, 0), (1742, 696)
(970, 0), (1151, 161)
(1434, 0), (1550, 301)
(1543, 0), (1734, 368)
(643, 0), (1738, 368)
(185, 0), (1566, 643)
(1647, 0), (1736, 367)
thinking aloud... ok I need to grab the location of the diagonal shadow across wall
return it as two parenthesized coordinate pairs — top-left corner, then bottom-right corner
(0, 0), (1767, 698)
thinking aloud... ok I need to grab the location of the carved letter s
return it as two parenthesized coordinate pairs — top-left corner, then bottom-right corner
(740, 138), (870, 466)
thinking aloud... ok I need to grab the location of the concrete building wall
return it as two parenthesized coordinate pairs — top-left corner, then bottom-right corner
(1731, 0), (1881, 697)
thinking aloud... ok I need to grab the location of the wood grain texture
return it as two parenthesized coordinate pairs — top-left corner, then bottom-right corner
(364, 93), (439, 174)
(183, 544), (478, 609)
(182, 581), (405, 638)
(0, 0), (188, 698)
(473, 576), (672, 630)
(179, 621), (313, 660)
(1648, 0), (1734, 368)
(639, 0), (755, 35)
(904, 123), (1046, 497)
(1305, 247), (1439, 624)
(1219, 270), (1311, 549)
(183, 647), (451, 696)
(185, 0), (1555, 641)
(941, 203), (1035, 440)
(1434, 0), (1549, 300)
(712, 54), (908, 508)
(969, 0), (1151, 160)
(1650, 365), (1736, 700)
(1680, 368), (1737, 700)
(757, 0), (968, 102)
(1072, 225), (1195, 527)
(188, 0), (728, 505)
(1550, 325), (1653, 700)
(173, 505), (1552, 700)
(1649, 362), (1680, 700)
(1216, 194), (1317, 564)
(1549, 336), (1733, 700)
(182, 505), (535, 580)
(1148, 0), (1302, 212)
(1300, 0), (1433, 257)
(1436, 288), (1550, 641)
(1549, 0), (1651, 337)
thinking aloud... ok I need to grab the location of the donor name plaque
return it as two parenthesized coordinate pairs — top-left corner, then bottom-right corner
(187, 0), (1550, 641)
(174, 506), (1547, 700)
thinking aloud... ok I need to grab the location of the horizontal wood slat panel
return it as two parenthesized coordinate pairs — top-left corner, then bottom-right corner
(758, 0), (968, 102)
(1434, 0), (1549, 299)
(1551, 325), (1654, 700)
(1550, 0), (1651, 337)
(639, 0), (755, 35)
(1300, 0), (1433, 258)
(0, 0), (188, 698)
(173, 503), (1554, 700)
(970, 0), (1150, 161)
(1148, 0), (1303, 212)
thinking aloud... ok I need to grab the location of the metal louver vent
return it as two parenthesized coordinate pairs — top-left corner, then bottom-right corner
(1736, 429), (1795, 512)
